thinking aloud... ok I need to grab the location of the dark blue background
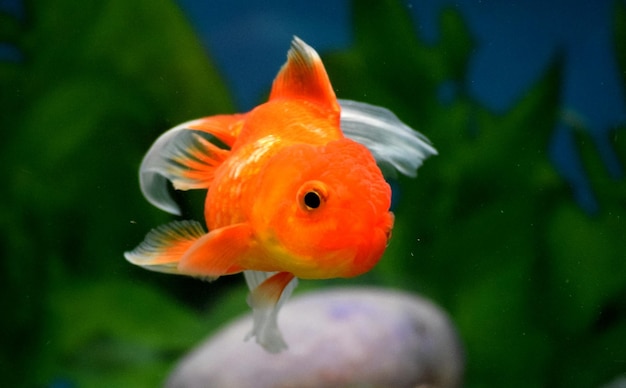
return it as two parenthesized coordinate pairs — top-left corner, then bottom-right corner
(177, 0), (624, 130)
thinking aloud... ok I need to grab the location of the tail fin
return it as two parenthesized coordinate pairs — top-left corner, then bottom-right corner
(139, 115), (244, 215)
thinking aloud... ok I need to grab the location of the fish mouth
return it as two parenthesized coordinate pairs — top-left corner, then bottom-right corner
(347, 211), (395, 277)
(384, 228), (392, 247)
(381, 211), (395, 245)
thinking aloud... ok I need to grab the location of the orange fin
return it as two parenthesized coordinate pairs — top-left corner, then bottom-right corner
(244, 271), (297, 353)
(176, 223), (253, 277)
(124, 220), (207, 276)
(269, 36), (338, 113)
(139, 114), (244, 215)
(183, 114), (244, 148)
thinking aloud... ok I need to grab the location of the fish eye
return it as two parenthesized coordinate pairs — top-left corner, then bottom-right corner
(304, 191), (321, 209)
(297, 181), (327, 211)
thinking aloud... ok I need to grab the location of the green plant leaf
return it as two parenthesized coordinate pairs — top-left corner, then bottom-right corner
(323, 1), (625, 386)
(46, 280), (207, 387)
(0, 11), (19, 44)
(0, 0), (235, 385)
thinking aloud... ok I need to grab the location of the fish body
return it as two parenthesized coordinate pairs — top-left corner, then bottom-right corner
(125, 37), (436, 352)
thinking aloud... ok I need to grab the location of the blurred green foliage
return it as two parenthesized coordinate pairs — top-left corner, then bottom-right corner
(321, 1), (626, 387)
(1, 0), (625, 387)
(0, 0), (240, 386)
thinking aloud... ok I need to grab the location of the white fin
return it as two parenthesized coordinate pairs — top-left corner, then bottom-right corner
(339, 99), (437, 177)
(139, 120), (227, 215)
(243, 270), (273, 290)
(243, 271), (298, 353)
(124, 220), (206, 275)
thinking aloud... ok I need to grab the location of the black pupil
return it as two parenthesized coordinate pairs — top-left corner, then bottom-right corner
(304, 191), (321, 209)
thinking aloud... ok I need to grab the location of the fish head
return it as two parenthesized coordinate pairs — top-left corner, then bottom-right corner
(252, 138), (394, 279)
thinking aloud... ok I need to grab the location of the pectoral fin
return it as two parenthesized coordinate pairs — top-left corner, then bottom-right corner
(124, 220), (206, 275)
(177, 223), (253, 277)
(125, 221), (254, 279)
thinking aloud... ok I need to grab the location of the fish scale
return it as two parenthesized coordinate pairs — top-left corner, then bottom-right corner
(205, 135), (284, 229)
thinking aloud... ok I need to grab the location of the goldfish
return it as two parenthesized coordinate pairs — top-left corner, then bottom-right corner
(125, 37), (436, 353)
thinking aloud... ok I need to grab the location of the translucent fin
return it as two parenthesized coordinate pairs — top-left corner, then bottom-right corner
(139, 116), (242, 215)
(244, 271), (298, 353)
(269, 36), (338, 113)
(339, 99), (438, 177)
(124, 220), (206, 275)
(243, 270), (275, 290)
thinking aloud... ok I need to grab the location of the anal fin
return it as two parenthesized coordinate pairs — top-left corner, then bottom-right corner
(244, 271), (297, 353)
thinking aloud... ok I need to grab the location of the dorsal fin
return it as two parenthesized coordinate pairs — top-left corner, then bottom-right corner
(269, 36), (339, 113)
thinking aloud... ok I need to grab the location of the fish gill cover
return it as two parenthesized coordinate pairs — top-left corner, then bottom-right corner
(0, 0), (625, 387)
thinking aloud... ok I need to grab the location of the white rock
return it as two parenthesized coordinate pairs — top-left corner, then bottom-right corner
(166, 287), (464, 388)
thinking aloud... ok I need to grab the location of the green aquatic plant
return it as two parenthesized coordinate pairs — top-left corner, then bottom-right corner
(322, 0), (626, 386)
(0, 0), (234, 386)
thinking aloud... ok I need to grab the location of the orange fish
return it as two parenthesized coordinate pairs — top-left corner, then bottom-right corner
(125, 37), (436, 352)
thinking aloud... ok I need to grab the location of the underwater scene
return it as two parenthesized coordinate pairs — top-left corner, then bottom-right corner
(1, 0), (625, 387)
